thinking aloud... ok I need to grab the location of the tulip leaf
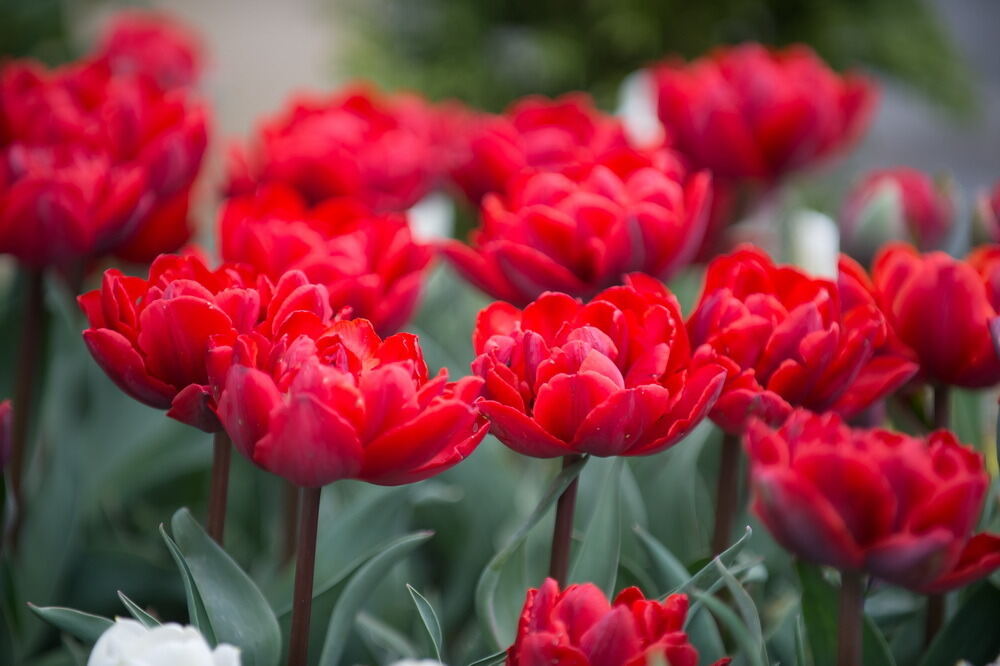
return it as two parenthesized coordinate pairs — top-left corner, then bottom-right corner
(116, 591), (160, 628)
(475, 456), (588, 649)
(690, 590), (766, 666)
(160, 524), (215, 644)
(569, 457), (624, 597)
(406, 584), (443, 661)
(919, 581), (1000, 666)
(318, 530), (434, 666)
(169, 508), (281, 666)
(713, 558), (769, 666)
(796, 562), (896, 666)
(466, 649), (507, 666)
(355, 611), (419, 662)
(27, 605), (112, 644)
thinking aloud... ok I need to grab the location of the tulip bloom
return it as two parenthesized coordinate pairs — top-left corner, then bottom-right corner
(508, 578), (731, 666)
(79, 253), (331, 432)
(225, 85), (442, 212)
(219, 185), (433, 335)
(651, 43), (876, 184)
(210, 318), (486, 487)
(444, 164), (711, 306)
(0, 59), (207, 268)
(472, 274), (725, 458)
(871, 243), (1000, 388)
(841, 167), (953, 255)
(96, 10), (204, 90)
(747, 409), (1000, 593)
(688, 246), (917, 433)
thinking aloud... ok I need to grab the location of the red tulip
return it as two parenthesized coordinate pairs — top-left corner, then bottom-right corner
(444, 163), (711, 306)
(746, 409), (1000, 593)
(472, 274), (725, 458)
(225, 84), (442, 212)
(0, 400), (11, 469)
(78, 252), (331, 432)
(209, 318), (487, 487)
(687, 246), (917, 433)
(871, 243), (1000, 388)
(841, 167), (953, 255)
(0, 59), (207, 269)
(97, 10), (203, 90)
(219, 184), (433, 335)
(447, 93), (640, 203)
(651, 43), (876, 183)
(508, 578), (731, 666)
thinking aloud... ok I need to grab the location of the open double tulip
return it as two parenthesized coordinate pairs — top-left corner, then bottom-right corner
(79, 252), (331, 431)
(688, 246), (917, 433)
(96, 10), (203, 90)
(209, 318), (486, 486)
(472, 274), (726, 457)
(871, 243), (1000, 388)
(444, 164), (710, 305)
(841, 167), (953, 256)
(746, 409), (1000, 593)
(225, 85), (442, 212)
(651, 43), (876, 184)
(219, 184), (433, 335)
(508, 578), (730, 666)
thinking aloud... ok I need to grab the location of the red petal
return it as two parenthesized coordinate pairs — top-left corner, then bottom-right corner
(478, 401), (572, 458)
(82, 328), (175, 408)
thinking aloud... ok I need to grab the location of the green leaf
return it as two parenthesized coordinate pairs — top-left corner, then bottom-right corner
(713, 559), (769, 666)
(169, 509), (281, 666)
(475, 456), (587, 649)
(690, 591), (765, 666)
(116, 592), (160, 628)
(796, 562), (896, 666)
(160, 524), (214, 643)
(318, 531), (434, 666)
(920, 582), (1000, 666)
(466, 649), (507, 666)
(27, 605), (111, 644)
(569, 458), (623, 596)
(406, 584), (443, 661)
(355, 612), (418, 662)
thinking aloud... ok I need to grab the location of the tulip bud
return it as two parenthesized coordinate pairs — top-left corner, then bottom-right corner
(88, 618), (240, 666)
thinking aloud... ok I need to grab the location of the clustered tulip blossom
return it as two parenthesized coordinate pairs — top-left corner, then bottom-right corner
(78, 253), (333, 431)
(0, 57), (208, 269)
(225, 85), (445, 212)
(746, 409), (1000, 593)
(472, 274), (726, 457)
(209, 318), (487, 487)
(841, 167), (953, 255)
(219, 184), (433, 335)
(444, 164), (711, 305)
(871, 243), (1000, 388)
(508, 578), (731, 666)
(687, 246), (917, 433)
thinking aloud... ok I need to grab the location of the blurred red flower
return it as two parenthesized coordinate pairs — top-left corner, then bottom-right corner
(79, 252), (331, 432)
(747, 409), (1000, 593)
(841, 167), (953, 255)
(209, 318), (487, 487)
(472, 274), (725, 458)
(976, 180), (1000, 244)
(219, 184), (433, 336)
(871, 243), (1000, 388)
(507, 578), (731, 666)
(225, 84), (443, 212)
(651, 43), (876, 184)
(96, 10), (204, 90)
(0, 59), (207, 269)
(688, 246), (917, 433)
(444, 163), (710, 305)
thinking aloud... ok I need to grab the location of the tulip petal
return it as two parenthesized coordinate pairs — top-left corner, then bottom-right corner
(864, 528), (954, 590)
(167, 383), (221, 433)
(580, 605), (642, 666)
(82, 328), (176, 409)
(571, 385), (672, 456)
(478, 401), (573, 458)
(921, 533), (1000, 594)
(217, 365), (283, 461)
(533, 372), (622, 444)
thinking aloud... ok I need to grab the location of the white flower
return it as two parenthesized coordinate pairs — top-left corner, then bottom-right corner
(789, 209), (840, 280)
(89, 618), (241, 666)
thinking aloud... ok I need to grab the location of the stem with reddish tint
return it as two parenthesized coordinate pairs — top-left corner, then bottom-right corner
(549, 455), (582, 587)
(932, 384), (950, 430)
(6, 269), (46, 550)
(837, 570), (864, 666)
(287, 486), (321, 666)
(207, 431), (232, 545)
(923, 384), (950, 645)
(282, 480), (300, 564)
(711, 431), (740, 555)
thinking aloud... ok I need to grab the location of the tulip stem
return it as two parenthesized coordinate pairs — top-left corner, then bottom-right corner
(924, 594), (944, 647)
(207, 431), (232, 545)
(837, 570), (864, 666)
(932, 384), (950, 430)
(549, 454), (582, 587)
(5, 269), (46, 551)
(287, 486), (321, 666)
(711, 431), (741, 555)
(282, 480), (300, 564)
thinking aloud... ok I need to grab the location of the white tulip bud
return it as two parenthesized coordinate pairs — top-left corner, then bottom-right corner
(89, 618), (241, 666)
